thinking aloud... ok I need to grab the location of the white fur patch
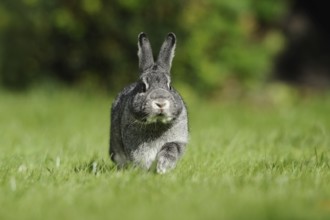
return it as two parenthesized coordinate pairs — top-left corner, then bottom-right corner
(132, 142), (162, 169)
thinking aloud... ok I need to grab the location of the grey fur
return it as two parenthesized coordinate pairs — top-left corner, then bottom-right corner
(109, 32), (188, 174)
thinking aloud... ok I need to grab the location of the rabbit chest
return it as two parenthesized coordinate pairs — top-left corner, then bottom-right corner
(119, 99), (188, 169)
(121, 123), (174, 169)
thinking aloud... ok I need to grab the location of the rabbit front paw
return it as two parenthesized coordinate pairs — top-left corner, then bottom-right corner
(156, 156), (176, 174)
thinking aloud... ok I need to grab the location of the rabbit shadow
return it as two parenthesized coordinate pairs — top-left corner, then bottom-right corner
(73, 158), (165, 175)
(73, 158), (117, 175)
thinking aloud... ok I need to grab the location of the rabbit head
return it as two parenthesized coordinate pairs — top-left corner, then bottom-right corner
(130, 32), (183, 124)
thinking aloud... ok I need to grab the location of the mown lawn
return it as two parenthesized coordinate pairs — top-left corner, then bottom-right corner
(0, 87), (329, 220)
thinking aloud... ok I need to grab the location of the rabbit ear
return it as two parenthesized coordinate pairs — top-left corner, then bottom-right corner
(157, 33), (176, 72)
(138, 32), (154, 72)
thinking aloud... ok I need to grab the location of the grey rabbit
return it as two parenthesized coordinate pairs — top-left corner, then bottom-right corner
(109, 32), (189, 174)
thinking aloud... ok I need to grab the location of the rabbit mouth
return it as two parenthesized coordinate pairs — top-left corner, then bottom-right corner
(145, 115), (173, 124)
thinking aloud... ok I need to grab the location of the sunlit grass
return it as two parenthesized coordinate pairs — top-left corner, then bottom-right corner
(0, 87), (330, 220)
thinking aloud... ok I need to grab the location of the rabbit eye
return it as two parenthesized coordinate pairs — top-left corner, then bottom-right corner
(141, 82), (147, 93)
(168, 83), (172, 90)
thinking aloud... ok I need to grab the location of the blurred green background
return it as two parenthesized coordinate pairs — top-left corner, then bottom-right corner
(1, 2), (330, 220)
(0, 0), (289, 95)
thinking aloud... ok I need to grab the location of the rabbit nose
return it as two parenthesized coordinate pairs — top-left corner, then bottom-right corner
(152, 100), (169, 110)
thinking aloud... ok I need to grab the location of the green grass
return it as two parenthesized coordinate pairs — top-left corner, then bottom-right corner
(0, 87), (330, 220)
